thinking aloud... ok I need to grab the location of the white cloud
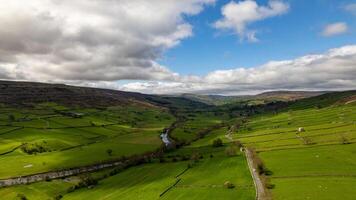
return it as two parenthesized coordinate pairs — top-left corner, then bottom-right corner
(213, 0), (289, 42)
(322, 22), (348, 37)
(0, 1), (355, 96)
(121, 45), (356, 95)
(0, 0), (214, 82)
(344, 3), (356, 15)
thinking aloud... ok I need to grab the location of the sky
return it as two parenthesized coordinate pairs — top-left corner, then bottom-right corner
(0, 0), (356, 95)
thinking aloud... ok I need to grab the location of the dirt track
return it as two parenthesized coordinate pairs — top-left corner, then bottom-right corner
(245, 148), (267, 200)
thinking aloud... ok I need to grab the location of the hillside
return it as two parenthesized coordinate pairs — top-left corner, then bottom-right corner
(0, 81), (355, 200)
(0, 80), (211, 110)
(177, 91), (325, 105)
(0, 80), (157, 107)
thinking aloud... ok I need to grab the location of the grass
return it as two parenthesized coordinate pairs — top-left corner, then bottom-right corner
(271, 177), (356, 200)
(0, 179), (77, 200)
(0, 104), (254, 200)
(234, 102), (356, 199)
(0, 103), (174, 178)
(63, 151), (254, 200)
(171, 112), (228, 142)
(1, 91), (354, 199)
(165, 156), (255, 200)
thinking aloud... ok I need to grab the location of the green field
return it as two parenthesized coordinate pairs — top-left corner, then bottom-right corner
(0, 128), (255, 200)
(0, 90), (355, 200)
(0, 104), (175, 178)
(235, 101), (356, 199)
(170, 111), (229, 142)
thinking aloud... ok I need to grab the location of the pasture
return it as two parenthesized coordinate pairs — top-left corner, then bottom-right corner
(235, 103), (356, 199)
(0, 103), (174, 178)
(63, 145), (254, 200)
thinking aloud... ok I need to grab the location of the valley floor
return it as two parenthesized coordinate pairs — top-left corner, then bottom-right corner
(0, 92), (355, 200)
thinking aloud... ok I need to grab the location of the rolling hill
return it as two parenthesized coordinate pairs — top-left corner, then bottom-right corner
(0, 80), (355, 200)
(176, 91), (325, 105)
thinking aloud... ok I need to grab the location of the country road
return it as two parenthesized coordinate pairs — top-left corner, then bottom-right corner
(245, 148), (267, 200)
(225, 124), (267, 200)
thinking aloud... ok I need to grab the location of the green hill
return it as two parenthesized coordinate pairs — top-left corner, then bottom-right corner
(0, 80), (355, 200)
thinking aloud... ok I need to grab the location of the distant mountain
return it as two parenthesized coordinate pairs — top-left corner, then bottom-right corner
(1, 80), (351, 109)
(254, 91), (326, 101)
(176, 91), (327, 105)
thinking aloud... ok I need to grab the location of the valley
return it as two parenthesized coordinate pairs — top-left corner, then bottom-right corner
(0, 81), (355, 200)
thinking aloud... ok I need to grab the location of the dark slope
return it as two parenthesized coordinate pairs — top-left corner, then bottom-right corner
(0, 80), (209, 109)
(288, 90), (356, 109)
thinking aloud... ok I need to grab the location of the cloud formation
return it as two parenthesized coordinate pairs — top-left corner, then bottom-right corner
(213, 0), (289, 42)
(121, 45), (356, 95)
(344, 3), (356, 15)
(0, 0), (214, 82)
(322, 22), (348, 37)
(0, 1), (355, 95)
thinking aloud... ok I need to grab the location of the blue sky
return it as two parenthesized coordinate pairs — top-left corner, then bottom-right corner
(161, 0), (356, 76)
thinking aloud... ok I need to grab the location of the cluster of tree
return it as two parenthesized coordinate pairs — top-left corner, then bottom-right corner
(16, 194), (27, 200)
(21, 143), (49, 155)
(249, 148), (273, 177)
(212, 138), (223, 147)
(66, 175), (98, 193)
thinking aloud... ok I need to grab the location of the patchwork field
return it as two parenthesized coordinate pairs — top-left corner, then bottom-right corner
(0, 103), (175, 178)
(0, 87), (355, 200)
(170, 111), (230, 143)
(0, 127), (255, 200)
(235, 102), (356, 199)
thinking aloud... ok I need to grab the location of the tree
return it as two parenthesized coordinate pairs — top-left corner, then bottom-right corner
(77, 175), (98, 188)
(224, 181), (235, 189)
(16, 194), (27, 200)
(212, 138), (223, 147)
(8, 114), (15, 124)
(106, 149), (113, 156)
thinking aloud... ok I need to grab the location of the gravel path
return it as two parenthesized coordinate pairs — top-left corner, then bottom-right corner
(245, 148), (267, 200)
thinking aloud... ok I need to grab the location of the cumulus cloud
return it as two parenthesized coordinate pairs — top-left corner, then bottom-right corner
(322, 22), (348, 37)
(121, 45), (356, 95)
(213, 0), (289, 42)
(0, 0), (214, 82)
(0, 1), (355, 96)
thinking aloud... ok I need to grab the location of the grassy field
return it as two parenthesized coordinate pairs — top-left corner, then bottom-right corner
(0, 103), (175, 178)
(235, 101), (356, 199)
(0, 116), (255, 200)
(0, 90), (354, 200)
(62, 144), (254, 200)
(0, 179), (77, 199)
(170, 112), (230, 142)
(0, 135), (255, 200)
